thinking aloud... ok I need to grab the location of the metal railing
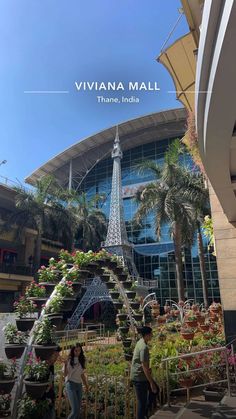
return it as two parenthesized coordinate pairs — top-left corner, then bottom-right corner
(162, 345), (232, 406)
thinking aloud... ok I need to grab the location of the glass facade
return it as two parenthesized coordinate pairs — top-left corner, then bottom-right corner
(80, 137), (219, 306)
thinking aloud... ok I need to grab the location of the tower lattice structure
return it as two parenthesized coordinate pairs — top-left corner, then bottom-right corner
(102, 126), (139, 277)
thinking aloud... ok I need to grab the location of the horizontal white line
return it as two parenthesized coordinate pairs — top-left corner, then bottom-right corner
(168, 90), (212, 93)
(24, 91), (69, 94)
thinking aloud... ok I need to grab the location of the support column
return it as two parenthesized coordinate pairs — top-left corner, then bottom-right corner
(68, 160), (73, 191)
(209, 184), (236, 342)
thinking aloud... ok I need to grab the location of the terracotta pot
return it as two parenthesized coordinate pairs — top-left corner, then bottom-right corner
(16, 318), (35, 332)
(23, 380), (50, 399)
(5, 344), (26, 360)
(0, 379), (16, 394)
(179, 377), (193, 388)
(185, 320), (198, 328)
(38, 282), (55, 297)
(181, 333), (194, 341)
(197, 316), (205, 325)
(32, 344), (58, 360)
(201, 324), (210, 332)
(60, 298), (76, 312)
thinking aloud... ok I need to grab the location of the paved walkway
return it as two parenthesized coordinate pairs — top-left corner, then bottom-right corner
(150, 395), (236, 419)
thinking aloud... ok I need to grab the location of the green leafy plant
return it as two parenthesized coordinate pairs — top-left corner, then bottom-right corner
(0, 394), (11, 413)
(55, 281), (74, 297)
(38, 265), (58, 283)
(33, 317), (55, 345)
(0, 360), (16, 379)
(44, 294), (63, 314)
(4, 323), (27, 344)
(25, 281), (46, 298)
(17, 395), (51, 419)
(24, 355), (49, 382)
(13, 297), (36, 318)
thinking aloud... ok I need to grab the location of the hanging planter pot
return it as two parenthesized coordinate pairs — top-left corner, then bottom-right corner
(201, 324), (210, 332)
(124, 353), (133, 361)
(130, 302), (140, 310)
(5, 344), (26, 360)
(71, 282), (82, 295)
(77, 270), (90, 280)
(126, 291), (136, 300)
(100, 274), (110, 283)
(122, 339), (132, 348)
(106, 282), (116, 290)
(118, 326), (129, 334)
(32, 344), (58, 361)
(23, 380), (50, 399)
(38, 283), (55, 297)
(85, 262), (99, 271)
(113, 267), (124, 275)
(185, 320), (198, 328)
(136, 326), (143, 334)
(181, 332), (195, 341)
(27, 297), (47, 311)
(45, 314), (63, 330)
(117, 273), (128, 282)
(179, 377), (193, 388)
(133, 313), (143, 321)
(60, 298), (76, 312)
(0, 379), (16, 394)
(107, 260), (118, 269)
(110, 291), (120, 300)
(117, 313), (128, 321)
(122, 281), (132, 290)
(113, 302), (123, 310)
(16, 318), (35, 332)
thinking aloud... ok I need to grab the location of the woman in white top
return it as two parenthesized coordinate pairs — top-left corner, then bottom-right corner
(64, 343), (89, 419)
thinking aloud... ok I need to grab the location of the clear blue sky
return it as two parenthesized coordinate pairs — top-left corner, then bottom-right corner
(0, 0), (188, 184)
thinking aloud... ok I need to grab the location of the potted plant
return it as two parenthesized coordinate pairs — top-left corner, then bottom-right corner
(185, 312), (198, 328)
(158, 331), (167, 342)
(122, 281), (133, 290)
(14, 297), (36, 332)
(17, 395), (51, 419)
(100, 272), (110, 283)
(125, 290), (136, 300)
(23, 355), (50, 399)
(44, 294), (63, 329)
(118, 321), (129, 334)
(124, 347), (133, 362)
(130, 299), (140, 310)
(132, 310), (143, 322)
(179, 372), (194, 388)
(106, 281), (116, 290)
(122, 338), (132, 348)
(113, 300), (124, 310)
(209, 302), (222, 314)
(0, 360), (16, 394)
(38, 265), (59, 290)
(201, 322), (210, 332)
(32, 317), (58, 360)
(180, 326), (195, 341)
(25, 281), (47, 310)
(157, 315), (166, 325)
(4, 324), (27, 359)
(110, 290), (120, 300)
(0, 394), (11, 417)
(117, 310), (128, 321)
(54, 281), (76, 311)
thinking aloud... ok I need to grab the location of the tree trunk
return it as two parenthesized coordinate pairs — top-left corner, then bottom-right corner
(197, 223), (209, 308)
(173, 224), (185, 302)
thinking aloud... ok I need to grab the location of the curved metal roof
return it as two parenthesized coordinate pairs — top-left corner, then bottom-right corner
(25, 107), (186, 188)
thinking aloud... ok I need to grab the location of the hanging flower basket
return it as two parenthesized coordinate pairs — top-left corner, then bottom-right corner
(113, 267), (124, 275)
(133, 313), (143, 321)
(38, 283), (55, 297)
(117, 273), (128, 282)
(23, 380), (50, 399)
(0, 379), (16, 394)
(16, 318), (35, 332)
(32, 344), (58, 361)
(5, 344), (26, 360)
(60, 298), (76, 312)
(118, 326), (129, 334)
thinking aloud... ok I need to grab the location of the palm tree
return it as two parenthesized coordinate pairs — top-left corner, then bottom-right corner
(70, 192), (107, 252)
(134, 140), (207, 302)
(2, 175), (76, 273)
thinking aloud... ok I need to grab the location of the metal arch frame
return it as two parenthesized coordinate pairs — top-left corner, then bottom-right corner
(66, 277), (111, 330)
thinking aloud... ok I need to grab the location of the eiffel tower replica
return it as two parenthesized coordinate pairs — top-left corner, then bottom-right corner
(102, 126), (139, 277)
